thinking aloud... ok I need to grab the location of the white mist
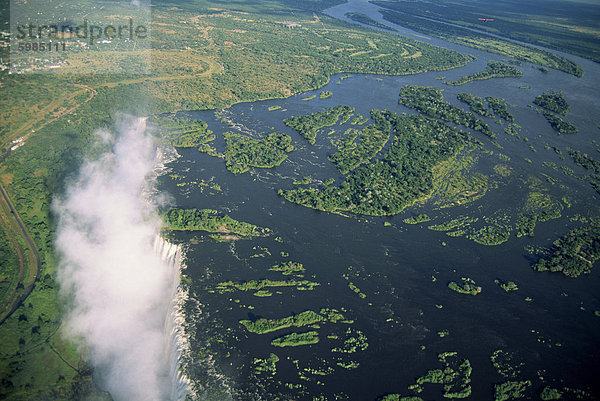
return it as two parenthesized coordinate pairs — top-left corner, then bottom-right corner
(54, 117), (189, 401)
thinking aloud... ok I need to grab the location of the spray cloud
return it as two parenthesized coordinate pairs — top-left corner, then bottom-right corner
(54, 117), (186, 401)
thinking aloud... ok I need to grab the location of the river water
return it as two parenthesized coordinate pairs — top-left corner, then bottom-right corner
(158, 1), (600, 399)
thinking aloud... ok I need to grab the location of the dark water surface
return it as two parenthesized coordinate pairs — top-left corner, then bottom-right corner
(159, 3), (600, 399)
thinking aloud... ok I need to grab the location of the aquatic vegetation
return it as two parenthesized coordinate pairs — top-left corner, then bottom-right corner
(486, 97), (514, 122)
(253, 290), (273, 297)
(403, 214), (431, 224)
(268, 105), (282, 111)
(493, 164), (512, 177)
(332, 328), (368, 353)
(378, 396), (424, 401)
(428, 216), (478, 232)
(328, 110), (391, 174)
(269, 261), (305, 276)
(271, 331), (319, 347)
(490, 350), (524, 379)
(347, 282), (366, 299)
(431, 154), (489, 208)
(444, 61), (522, 86)
(494, 380), (531, 401)
(399, 85), (496, 139)
(533, 90), (570, 116)
(284, 105), (354, 145)
(293, 176), (312, 185)
(240, 310), (325, 334)
(542, 111), (577, 134)
(448, 278), (480, 295)
(221, 131), (294, 174)
(319, 91), (333, 99)
(540, 387), (563, 400)
(457, 93), (494, 118)
(164, 208), (269, 237)
(253, 353), (279, 375)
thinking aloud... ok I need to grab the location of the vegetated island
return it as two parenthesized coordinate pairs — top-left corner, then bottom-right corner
(405, 351), (472, 399)
(486, 97), (514, 122)
(328, 109), (391, 174)
(375, 5), (583, 77)
(448, 277), (481, 295)
(278, 111), (469, 216)
(533, 90), (570, 116)
(542, 111), (577, 135)
(271, 331), (319, 347)
(240, 308), (348, 335)
(163, 208), (270, 239)
(284, 105), (354, 145)
(532, 223), (600, 277)
(398, 85), (496, 139)
(206, 131), (294, 174)
(457, 93), (494, 118)
(151, 115), (216, 148)
(444, 61), (522, 86)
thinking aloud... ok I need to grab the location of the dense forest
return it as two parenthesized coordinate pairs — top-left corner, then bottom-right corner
(279, 112), (466, 215)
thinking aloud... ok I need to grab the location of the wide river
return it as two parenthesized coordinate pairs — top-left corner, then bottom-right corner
(158, 1), (600, 400)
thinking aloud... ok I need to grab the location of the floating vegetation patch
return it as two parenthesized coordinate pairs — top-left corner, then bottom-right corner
(269, 261), (305, 276)
(494, 380), (531, 401)
(253, 353), (279, 375)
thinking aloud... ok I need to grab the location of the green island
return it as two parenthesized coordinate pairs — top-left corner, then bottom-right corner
(448, 278), (481, 295)
(403, 214), (431, 225)
(164, 208), (269, 238)
(151, 116), (216, 148)
(215, 132), (294, 174)
(319, 91), (333, 99)
(271, 331), (320, 347)
(328, 110), (392, 174)
(407, 352), (472, 399)
(379, 396), (423, 401)
(533, 90), (570, 116)
(240, 310), (325, 334)
(532, 224), (600, 277)
(444, 61), (522, 86)
(214, 278), (319, 294)
(398, 85), (495, 139)
(347, 282), (367, 299)
(376, 4), (583, 76)
(540, 387), (563, 400)
(279, 113), (466, 216)
(494, 380), (531, 401)
(345, 12), (397, 32)
(457, 93), (494, 118)
(486, 97), (514, 122)
(269, 261), (306, 276)
(568, 149), (600, 195)
(494, 280), (518, 292)
(542, 111), (578, 135)
(284, 105), (354, 145)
